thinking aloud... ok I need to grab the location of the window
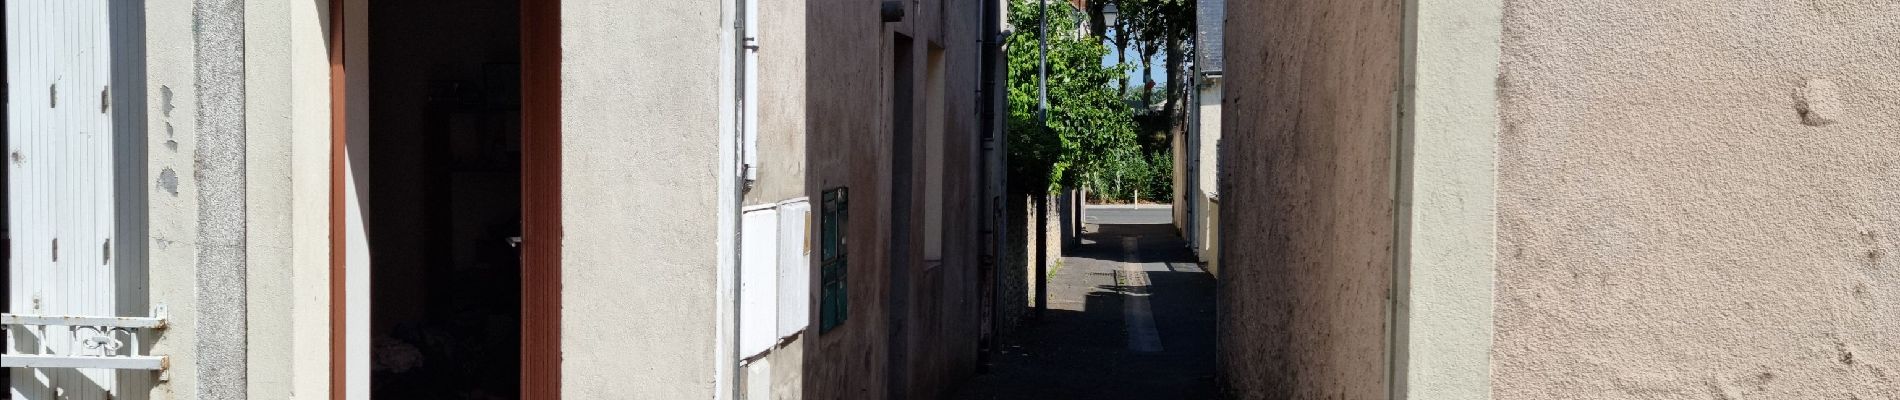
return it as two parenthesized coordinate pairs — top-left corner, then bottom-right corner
(819, 187), (849, 332)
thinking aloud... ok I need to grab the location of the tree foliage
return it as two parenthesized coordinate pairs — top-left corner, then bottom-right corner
(1109, 0), (1194, 123)
(1006, 0), (1139, 194)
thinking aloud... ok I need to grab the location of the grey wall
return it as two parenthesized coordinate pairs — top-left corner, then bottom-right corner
(798, 0), (892, 397)
(1217, 0), (1401, 398)
(800, 0), (986, 398)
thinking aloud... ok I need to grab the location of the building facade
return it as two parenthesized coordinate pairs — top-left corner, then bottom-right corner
(3, 0), (1008, 399)
(1219, 0), (1899, 398)
(1173, 0), (1222, 276)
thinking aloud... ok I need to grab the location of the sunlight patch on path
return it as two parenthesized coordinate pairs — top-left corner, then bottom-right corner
(1115, 236), (1164, 353)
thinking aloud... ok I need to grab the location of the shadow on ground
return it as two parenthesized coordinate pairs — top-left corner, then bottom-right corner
(951, 218), (1216, 400)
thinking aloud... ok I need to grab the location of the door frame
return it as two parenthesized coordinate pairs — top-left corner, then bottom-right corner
(326, 0), (562, 397)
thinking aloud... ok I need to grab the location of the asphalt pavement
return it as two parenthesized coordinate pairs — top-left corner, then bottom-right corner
(951, 204), (1217, 400)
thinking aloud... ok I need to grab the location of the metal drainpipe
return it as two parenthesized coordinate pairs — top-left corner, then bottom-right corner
(977, 0), (1002, 369)
(726, 0), (750, 398)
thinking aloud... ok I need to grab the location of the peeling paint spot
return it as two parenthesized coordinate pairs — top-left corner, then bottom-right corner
(103, 239), (112, 265)
(165, 140), (179, 152)
(101, 86), (111, 113)
(159, 168), (180, 196)
(161, 85), (175, 117)
(50, 238), (58, 262)
(1795, 78), (1842, 126)
(8, 151), (20, 164)
(166, 121), (176, 138)
(49, 83), (57, 108)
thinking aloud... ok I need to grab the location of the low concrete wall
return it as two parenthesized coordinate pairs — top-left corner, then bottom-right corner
(1495, 0), (1900, 397)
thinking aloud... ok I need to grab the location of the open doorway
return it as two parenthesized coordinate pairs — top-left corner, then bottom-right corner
(364, 0), (523, 397)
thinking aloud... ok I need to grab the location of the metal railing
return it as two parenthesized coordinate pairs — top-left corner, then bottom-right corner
(1, 311), (167, 370)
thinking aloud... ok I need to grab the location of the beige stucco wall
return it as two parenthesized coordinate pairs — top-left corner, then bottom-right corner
(241, 0), (334, 398)
(144, 0), (203, 397)
(1192, 82), (1220, 273)
(1495, 0), (1900, 398)
(744, 0), (810, 207)
(559, 0), (725, 397)
(1216, 0), (1401, 397)
(753, 0), (810, 397)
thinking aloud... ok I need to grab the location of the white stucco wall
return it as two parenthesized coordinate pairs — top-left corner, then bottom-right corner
(559, 0), (727, 397)
(1394, 0), (1499, 397)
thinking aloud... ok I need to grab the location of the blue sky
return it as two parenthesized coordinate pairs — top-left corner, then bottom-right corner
(1100, 26), (1169, 86)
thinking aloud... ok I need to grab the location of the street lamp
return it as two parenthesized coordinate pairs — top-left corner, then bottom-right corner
(1038, 0), (1048, 122)
(1103, 3), (1118, 26)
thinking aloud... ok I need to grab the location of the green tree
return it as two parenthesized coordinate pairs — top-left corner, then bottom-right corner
(1006, 0), (1139, 194)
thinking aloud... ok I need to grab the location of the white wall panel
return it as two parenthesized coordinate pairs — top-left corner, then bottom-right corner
(738, 207), (779, 359)
(775, 199), (809, 339)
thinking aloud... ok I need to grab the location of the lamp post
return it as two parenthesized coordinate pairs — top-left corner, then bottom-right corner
(1038, 0), (1047, 123)
(1034, 0), (1049, 320)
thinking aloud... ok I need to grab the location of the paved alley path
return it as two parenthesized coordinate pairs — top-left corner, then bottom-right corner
(951, 205), (1217, 400)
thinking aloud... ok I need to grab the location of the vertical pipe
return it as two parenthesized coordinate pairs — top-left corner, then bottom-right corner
(1036, 0), (1046, 118)
(977, 0), (1000, 368)
(1032, 0), (1049, 321)
(719, 0), (748, 397)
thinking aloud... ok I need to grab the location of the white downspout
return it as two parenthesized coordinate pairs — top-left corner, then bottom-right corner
(715, 0), (744, 398)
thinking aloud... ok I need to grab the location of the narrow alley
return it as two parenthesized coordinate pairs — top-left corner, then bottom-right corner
(953, 205), (1217, 400)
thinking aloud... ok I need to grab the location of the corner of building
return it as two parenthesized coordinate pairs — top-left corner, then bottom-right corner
(1392, 0), (1499, 397)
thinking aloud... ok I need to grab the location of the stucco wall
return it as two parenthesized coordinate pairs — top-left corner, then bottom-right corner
(1494, 0), (1900, 398)
(144, 0), (204, 397)
(756, 0), (810, 396)
(559, 0), (725, 397)
(1193, 82), (1220, 270)
(1216, 0), (1401, 397)
(799, 0), (891, 397)
(799, 0), (987, 398)
(745, 0), (810, 207)
(241, 0), (333, 398)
